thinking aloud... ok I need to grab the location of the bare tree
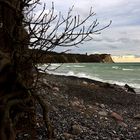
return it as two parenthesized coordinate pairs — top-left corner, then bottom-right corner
(0, 0), (111, 139)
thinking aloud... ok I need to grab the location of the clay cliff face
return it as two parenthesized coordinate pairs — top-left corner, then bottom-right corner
(99, 54), (114, 63)
(30, 50), (114, 63)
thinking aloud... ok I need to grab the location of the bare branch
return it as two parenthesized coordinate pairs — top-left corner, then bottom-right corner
(24, 3), (111, 53)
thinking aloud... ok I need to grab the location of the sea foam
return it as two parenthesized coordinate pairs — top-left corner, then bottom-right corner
(122, 68), (134, 71)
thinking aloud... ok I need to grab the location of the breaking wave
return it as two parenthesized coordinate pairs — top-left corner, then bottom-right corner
(38, 63), (140, 93)
(122, 68), (134, 71)
(112, 66), (120, 69)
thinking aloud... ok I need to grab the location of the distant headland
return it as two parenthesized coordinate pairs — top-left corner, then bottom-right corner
(29, 50), (114, 63)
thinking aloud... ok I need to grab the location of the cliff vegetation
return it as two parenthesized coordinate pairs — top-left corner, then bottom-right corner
(29, 50), (114, 63)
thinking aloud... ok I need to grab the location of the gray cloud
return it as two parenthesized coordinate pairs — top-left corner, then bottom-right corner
(39, 0), (140, 56)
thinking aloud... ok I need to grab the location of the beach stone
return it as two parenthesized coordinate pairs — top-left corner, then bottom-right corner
(52, 92), (59, 96)
(72, 124), (83, 135)
(53, 87), (59, 92)
(70, 100), (80, 107)
(23, 133), (29, 137)
(83, 81), (88, 85)
(70, 98), (86, 111)
(90, 83), (100, 88)
(90, 83), (95, 86)
(52, 106), (58, 111)
(63, 132), (74, 140)
(136, 124), (140, 129)
(104, 117), (108, 120)
(71, 105), (85, 112)
(112, 130), (117, 134)
(98, 111), (108, 116)
(80, 99), (84, 105)
(124, 84), (136, 93)
(86, 105), (98, 113)
(100, 104), (105, 108)
(95, 102), (100, 106)
(110, 112), (123, 121)
(117, 121), (128, 128)
(134, 114), (140, 119)
(73, 97), (78, 101)
(113, 138), (120, 140)
(133, 127), (138, 131)
(36, 122), (40, 127)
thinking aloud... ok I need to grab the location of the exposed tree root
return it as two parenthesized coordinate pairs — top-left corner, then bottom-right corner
(0, 117), (15, 140)
(0, 87), (35, 140)
(0, 99), (22, 140)
(32, 92), (54, 139)
(0, 88), (53, 140)
(0, 105), (16, 140)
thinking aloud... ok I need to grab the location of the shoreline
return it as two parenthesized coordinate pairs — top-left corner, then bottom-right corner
(47, 72), (140, 94)
(45, 74), (140, 104)
(45, 62), (140, 92)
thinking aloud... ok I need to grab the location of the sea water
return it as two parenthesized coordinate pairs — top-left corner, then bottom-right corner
(40, 63), (140, 93)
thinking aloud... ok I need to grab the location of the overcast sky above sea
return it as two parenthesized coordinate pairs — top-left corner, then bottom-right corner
(38, 0), (140, 57)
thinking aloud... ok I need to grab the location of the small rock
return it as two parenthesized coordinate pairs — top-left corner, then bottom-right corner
(70, 101), (80, 106)
(110, 112), (123, 121)
(90, 83), (95, 86)
(90, 83), (99, 88)
(73, 97), (78, 101)
(134, 114), (140, 119)
(36, 122), (40, 127)
(112, 130), (116, 134)
(133, 127), (138, 130)
(98, 111), (108, 116)
(52, 106), (58, 111)
(100, 104), (105, 108)
(117, 121), (128, 128)
(94, 115), (98, 118)
(38, 135), (43, 140)
(114, 138), (120, 140)
(80, 99), (84, 105)
(83, 81), (88, 85)
(72, 124), (83, 135)
(104, 117), (108, 120)
(124, 84), (136, 93)
(24, 133), (29, 137)
(52, 92), (58, 96)
(95, 102), (99, 106)
(63, 133), (73, 140)
(86, 105), (98, 113)
(53, 87), (59, 92)
(136, 124), (140, 129)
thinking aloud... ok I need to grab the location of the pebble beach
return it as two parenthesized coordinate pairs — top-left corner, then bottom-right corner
(16, 74), (140, 140)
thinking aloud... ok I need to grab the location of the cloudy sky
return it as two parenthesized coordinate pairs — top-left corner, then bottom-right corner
(39, 0), (140, 57)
